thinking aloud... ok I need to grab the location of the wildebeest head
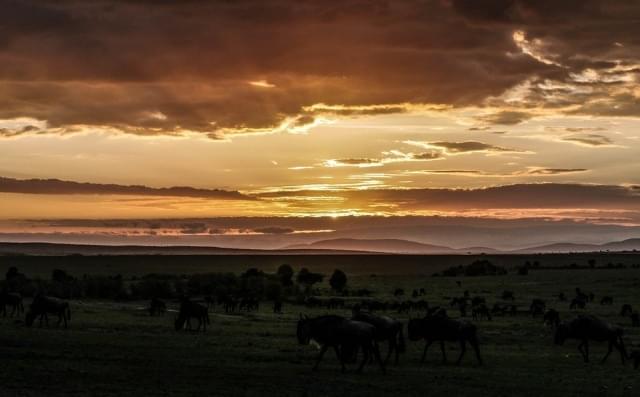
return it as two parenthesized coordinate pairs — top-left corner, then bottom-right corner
(554, 323), (569, 345)
(407, 318), (423, 341)
(25, 310), (36, 327)
(296, 315), (311, 345)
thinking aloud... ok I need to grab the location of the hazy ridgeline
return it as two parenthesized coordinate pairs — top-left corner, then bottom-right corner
(0, 254), (639, 396)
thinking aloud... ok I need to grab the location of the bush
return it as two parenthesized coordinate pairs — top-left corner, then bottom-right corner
(440, 260), (507, 277)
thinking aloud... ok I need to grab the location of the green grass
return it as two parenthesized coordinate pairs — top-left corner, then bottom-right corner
(1, 265), (640, 396)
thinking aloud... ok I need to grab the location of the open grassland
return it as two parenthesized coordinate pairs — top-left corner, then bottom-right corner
(0, 256), (639, 396)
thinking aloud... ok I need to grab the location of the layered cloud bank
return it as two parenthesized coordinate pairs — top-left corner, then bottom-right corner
(1, 0), (640, 138)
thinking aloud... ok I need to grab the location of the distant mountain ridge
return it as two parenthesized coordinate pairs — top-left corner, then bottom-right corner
(1, 238), (640, 256)
(284, 238), (499, 254)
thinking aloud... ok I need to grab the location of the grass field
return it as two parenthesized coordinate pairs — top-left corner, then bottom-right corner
(1, 256), (639, 396)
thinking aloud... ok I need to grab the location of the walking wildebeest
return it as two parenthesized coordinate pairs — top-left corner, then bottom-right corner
(543, 309), (560, 328)
(0, 291), (24, 317)
(25, 295), (70, 328)
(351, 311), (405, 365)
(407, 313), (482, 365)
(554, 315), (626, 364)
(296, 314), (385, 373)
(621, 304), (633, 317)
(174, 298), (209, 332)
(148, 297), (166, 316)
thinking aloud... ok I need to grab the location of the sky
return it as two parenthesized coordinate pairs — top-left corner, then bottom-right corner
(1, 0), (640, 249)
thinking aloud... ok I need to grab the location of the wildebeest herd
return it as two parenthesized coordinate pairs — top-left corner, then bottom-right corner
(3, 285), (640, 374)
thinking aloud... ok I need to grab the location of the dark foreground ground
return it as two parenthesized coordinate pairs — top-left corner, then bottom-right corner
(0, 255), (639, 396)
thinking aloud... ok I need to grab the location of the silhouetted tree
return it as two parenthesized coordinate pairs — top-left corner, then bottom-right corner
(296, 268), (324, 289)
(277, 264), (294, 286)
(329, 269), (347, 292)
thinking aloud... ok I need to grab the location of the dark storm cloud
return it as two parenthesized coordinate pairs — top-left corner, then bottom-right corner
(0, 176), (253, 200)
(0, 0), (555, 137)
(0, 1), (639, 137)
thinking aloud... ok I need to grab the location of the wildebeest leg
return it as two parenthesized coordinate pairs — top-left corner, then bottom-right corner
(373, 341), (386, 374)
(601, 340), (614, 364)
(357, 343), (370, 373)
(421, 340), (433, 364)
(313, 344), (329, 371)
(333, 346), (345, 373)
(577, 340), (589, 363)
(470, 338), (483, 365)
(440, 340), (448, 364)
(456, 340), (467, 365)
(384, 339), (394, 365)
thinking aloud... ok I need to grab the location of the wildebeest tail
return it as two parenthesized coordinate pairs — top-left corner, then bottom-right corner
(398, 324), (406, 353)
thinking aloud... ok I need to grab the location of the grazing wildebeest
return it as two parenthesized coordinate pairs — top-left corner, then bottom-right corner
(148, 297), (166, 316)
(407, 313), (482, 365)
(351, 311), (405, 365)
(543, 309), (560, 328)
(174, 298), (209, 332)
(25, 295), (70, 328)
(554, 315), (626, 364)
(631, 312), (639, 327)
(621, 304), (633, 317)
(0, 291), (24, 317)
(472, 303), (492, 321)
(570, 297), (587, 310)
(530, 299), (546, 317)
(600, 296), (613, 305)
(296, 314), (385, 373)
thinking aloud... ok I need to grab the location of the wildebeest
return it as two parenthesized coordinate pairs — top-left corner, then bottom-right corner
(25, 295), (70, 328)
(204, 295), (216, 309)
(407, 312), (482, 365)
(148, 297), (166, 316)
(600, 296), (613, 305)
(621, 304), (633, 317)
(351, 311), (405, 365)
(174, 298), (209, 332)
(570, 297), (587, 310)
(393, 288), (404, 297)
(554, 315), (626, 364)
(543, 309), (560, 328)
(530, 299), (546, 317)
(472, 303), (492, 321)
(296, 314), (385, 373)
(0, 291), (24, 317)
